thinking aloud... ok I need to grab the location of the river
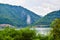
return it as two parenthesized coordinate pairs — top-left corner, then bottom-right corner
(31, 28), (51, 35)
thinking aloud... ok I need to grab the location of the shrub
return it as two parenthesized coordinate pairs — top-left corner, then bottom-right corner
(0, 27), (36, 40)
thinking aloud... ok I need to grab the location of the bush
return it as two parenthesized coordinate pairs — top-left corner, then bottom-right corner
(0, 27), (36, 40)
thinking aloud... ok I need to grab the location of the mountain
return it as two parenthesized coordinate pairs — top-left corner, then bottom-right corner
(36, 10), (60, 27)
(0, 3), (41, 27)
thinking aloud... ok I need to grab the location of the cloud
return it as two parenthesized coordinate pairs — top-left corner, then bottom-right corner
(0, 0), (25, 5)
(22, 0), (60, 16)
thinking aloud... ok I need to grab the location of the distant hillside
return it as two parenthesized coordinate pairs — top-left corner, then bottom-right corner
(0, 3), (41, 27)
(36, 10), (60, 27)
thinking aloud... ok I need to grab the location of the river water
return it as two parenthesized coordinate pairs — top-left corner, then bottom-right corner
(31, 28), (51, 35)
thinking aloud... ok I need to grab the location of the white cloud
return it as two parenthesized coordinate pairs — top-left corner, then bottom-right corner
(0, 0), (25, 5)
(21, 0), (60, 16)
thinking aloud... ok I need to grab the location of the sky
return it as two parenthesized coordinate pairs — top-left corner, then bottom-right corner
(0, 0), (60, 16)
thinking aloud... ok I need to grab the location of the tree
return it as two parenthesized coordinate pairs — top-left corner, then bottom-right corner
(50, 18), (60, 40)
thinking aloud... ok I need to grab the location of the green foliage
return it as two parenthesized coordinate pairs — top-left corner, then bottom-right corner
(0, 27), (36, 40)
(36, 34), (53, 40)
(50, 18), (60, 40)
(36, 34), (48, 40)
(0, 26), (56, 40)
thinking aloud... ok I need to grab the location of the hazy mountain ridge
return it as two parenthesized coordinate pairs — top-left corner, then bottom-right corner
(35, 10), (60, 27)
(0, 3), (41, 27)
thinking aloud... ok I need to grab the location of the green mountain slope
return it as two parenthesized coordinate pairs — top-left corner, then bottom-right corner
(36, 10), (60, 27)
(0, 3), (41, 27)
